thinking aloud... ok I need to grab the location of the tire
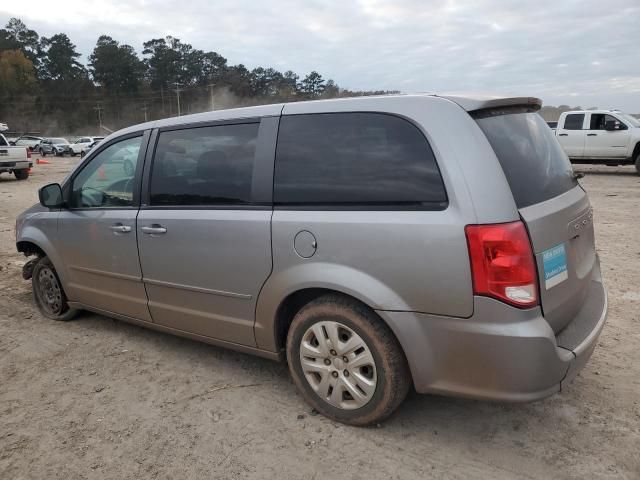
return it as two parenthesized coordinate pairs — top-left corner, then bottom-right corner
(31, 256), (77, 321)
(286, 294), (411, 426)
(80, 151), (86, 158)
(69, 151), (76, 157)
(635, 152), (640, 175)
(14, 169), (29, 180)
(39, 149), (46, 157)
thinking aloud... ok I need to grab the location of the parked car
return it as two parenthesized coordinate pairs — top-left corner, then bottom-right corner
(555, 109), (640, 173)
(69, 136), (104, 156)
(80, 139), (102, 157)
(11, 135), (43, 150)
(39, 138), (70, 156)
(16, 95), (608, 425)
(0, 133), (32, 180)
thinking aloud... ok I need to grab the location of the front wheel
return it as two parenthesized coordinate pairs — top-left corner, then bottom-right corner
(635, 153), (640, 175)
(286, 294), (411, 426)
(80, 151), (86, 158)
(32, 256), (77, 321)
(39, 149), (46, 157)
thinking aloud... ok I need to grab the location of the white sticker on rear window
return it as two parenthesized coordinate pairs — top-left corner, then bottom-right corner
(542, 243), (568, 289)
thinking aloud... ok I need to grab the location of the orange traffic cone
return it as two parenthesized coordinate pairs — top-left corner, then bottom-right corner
(36, 158), (51, 165)
(97, 166), (107, 181)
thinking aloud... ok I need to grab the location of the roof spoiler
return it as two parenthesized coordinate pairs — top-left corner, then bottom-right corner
(437, 96), (542, 114)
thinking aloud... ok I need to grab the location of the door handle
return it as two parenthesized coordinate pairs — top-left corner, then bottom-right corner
(587, 133), (597, 136)
(558, 133), (568, 136)
(141, 225), (167, 235)
(110, 223), (132, 233)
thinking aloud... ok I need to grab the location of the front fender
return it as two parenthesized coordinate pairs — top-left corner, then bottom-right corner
(254, 261), (411, 351)
(16, 209), (66, 285)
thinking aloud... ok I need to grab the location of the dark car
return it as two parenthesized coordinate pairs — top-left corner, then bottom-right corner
(39, 138), (70, 156)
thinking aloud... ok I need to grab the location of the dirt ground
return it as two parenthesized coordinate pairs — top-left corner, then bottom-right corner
(0, 158), (639, 480)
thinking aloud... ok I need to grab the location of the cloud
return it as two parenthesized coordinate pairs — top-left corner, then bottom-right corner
(2, 0), (639, 110)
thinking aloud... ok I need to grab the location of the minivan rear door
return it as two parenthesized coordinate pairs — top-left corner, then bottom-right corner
(137, 118), (278, 346)
(475, 111), (596, 333)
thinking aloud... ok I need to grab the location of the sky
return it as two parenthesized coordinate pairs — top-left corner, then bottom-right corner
(2, 0), (640, 111)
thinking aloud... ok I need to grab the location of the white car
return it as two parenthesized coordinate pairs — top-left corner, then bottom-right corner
(69, 136), (104, 156)
(555, 110), (640, 173)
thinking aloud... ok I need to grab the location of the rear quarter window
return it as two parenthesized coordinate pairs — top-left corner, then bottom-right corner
(475, 112), (577, 208)
(274, 112), (447, 208)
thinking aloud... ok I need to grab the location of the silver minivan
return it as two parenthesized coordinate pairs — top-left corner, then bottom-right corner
(16, 95), (608, 425)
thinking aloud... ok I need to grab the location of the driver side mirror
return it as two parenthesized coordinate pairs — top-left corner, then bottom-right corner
(39, 183), (65, 209)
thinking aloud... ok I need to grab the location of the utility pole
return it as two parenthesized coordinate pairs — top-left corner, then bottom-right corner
(173, 82), (182, 116)
(93, 104), (104, 131)
(142, 102), (148, 122)
(207, 83), (216, 111)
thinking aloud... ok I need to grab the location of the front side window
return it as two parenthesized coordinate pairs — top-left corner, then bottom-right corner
(274, 113), (447, 207)
(590, 114), (626, 131)
(563, 114), (585, 130)
(150, 123), (260, 206)
(71, 136), (143, 208)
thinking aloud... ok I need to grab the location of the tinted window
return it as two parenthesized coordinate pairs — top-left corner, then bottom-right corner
(0, 136), (7, 147)
(476, 112), (577, 208)
(150, 123), (259, 206)
(590, 114), (626, 130)
(563, 114), (584, 130)
(274, 113), (447, 206)
(71, 136), (142, 208)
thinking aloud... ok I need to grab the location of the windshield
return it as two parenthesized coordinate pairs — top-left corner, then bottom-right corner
(51, 138), (69, 144)
(617, 113), (640, 128)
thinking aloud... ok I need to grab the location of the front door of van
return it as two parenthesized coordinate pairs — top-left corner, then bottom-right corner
(136, 120), (275, 346)
(57, 133), (151, 321)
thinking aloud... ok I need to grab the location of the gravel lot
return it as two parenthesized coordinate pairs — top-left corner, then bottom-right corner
(1, 158), (639, 479)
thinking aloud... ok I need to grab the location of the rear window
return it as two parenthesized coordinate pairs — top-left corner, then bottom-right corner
(274, 113), (447, 208)
(563, 114), (584, 130)
(475, 112), (577, 208)
(150, 123), (259, 206)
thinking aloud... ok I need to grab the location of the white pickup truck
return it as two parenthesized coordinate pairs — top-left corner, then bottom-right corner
(555, 109), (640, 173)
(0, 133), (32, 180)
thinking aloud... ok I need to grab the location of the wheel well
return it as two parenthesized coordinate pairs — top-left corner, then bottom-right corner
(16, 241), (46, 258)
(273, 288), (402, 355)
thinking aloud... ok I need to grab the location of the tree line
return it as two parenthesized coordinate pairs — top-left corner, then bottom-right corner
(0, 18), (397, 135)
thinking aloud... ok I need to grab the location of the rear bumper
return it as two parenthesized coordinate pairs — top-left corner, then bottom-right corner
(378, 266), (607, 402)
(0, 160), (31, 172)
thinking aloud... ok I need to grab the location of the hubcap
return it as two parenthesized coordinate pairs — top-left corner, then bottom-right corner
(299, 321), (377, 410)
(37, 267), (63, 315)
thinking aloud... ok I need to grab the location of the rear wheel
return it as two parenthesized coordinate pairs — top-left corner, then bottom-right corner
(32, 256), (76, 321)
(635, 152), (640, 175)
(286, 294), (411, 426)
(80, 151), (86, 158)
(14, 169), (29, 180)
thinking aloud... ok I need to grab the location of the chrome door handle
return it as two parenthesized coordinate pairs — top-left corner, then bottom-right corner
(110, 224), (132, 233)
(141, 225), (167, 235)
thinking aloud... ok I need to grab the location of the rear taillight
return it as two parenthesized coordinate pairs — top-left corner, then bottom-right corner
(465, 221), (538, 308)
(26, 148), (31, 159)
